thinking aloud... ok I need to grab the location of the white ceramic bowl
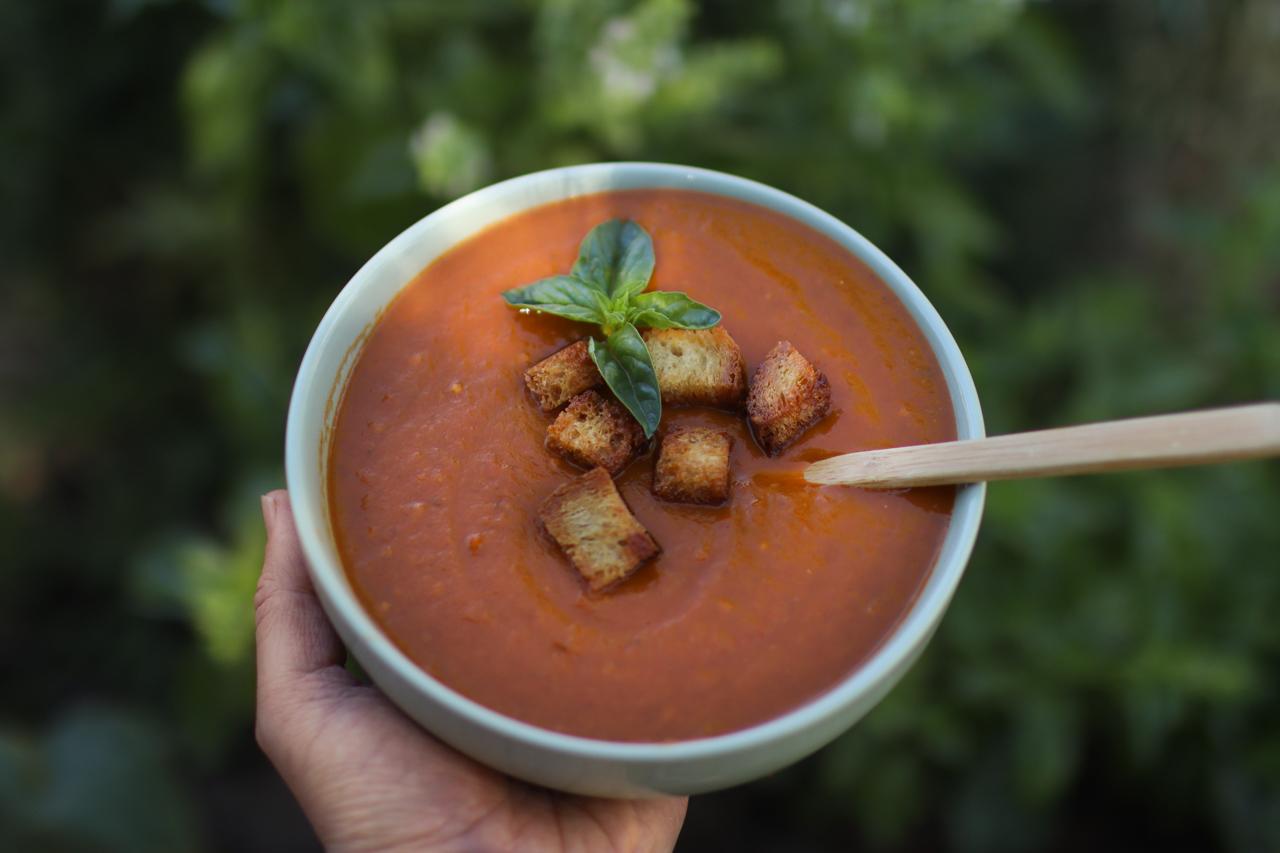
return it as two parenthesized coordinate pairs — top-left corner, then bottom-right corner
(285, 162), (985, 798)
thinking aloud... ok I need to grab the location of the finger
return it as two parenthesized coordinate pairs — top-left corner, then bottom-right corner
(578, 795), (689, 853)
(255, 490), (348, 695)
(635, 796), (689, 851)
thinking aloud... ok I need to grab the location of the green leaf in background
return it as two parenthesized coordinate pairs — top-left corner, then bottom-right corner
(570, 218), (655, 300)
(588, 325), (662, 437)
(0, 707), (200, 853)
(123, 481), (269, 769)
(501, 275), (606, 323)
(408, 111), (493, 199)
(130, 484), (267, 668)
(627, 290), (721, 329)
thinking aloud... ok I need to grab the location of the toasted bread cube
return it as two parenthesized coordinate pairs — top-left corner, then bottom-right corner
(546, 390), (646, 475)
(641, 327), (747, 408)
(524, 340), (602, 412)
(653, 427), (733, 505)
(747, 341), (832, 455)
(539, 467), (660, 591)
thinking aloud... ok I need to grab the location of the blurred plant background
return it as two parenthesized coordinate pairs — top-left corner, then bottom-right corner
(2, 0), (1278, 850)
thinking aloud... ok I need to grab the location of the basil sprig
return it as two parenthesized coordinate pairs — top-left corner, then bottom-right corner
(502, 219), (720, 437)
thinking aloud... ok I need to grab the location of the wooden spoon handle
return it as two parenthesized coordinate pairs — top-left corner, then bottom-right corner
(804, 403), (1280, 488)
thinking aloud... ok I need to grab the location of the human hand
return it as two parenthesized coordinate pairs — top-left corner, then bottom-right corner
(254, 490), (688, 852)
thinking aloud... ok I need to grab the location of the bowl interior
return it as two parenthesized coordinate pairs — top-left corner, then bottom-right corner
(285, 162), (985, 761)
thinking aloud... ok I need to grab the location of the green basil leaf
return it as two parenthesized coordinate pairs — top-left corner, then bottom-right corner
(588, 288), (615, 321)
(501, 275), (604, 324)
(627, 291), (721, 329)
(571, 219), (655, 301)
(588, 324), (661, 438)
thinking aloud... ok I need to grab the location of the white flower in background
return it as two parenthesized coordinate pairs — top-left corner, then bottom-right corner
(408, 111), (492, 199)
(589, 13), (683, 110)
(825, 0), (871, 32)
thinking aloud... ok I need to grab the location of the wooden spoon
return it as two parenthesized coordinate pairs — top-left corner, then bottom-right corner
(804, 403), (1280, 489)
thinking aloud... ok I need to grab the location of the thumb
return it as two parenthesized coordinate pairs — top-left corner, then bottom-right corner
(254, 490), (351, 714)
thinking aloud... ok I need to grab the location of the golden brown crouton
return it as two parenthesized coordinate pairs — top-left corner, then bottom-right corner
(539, 467), (660, 592)
(641, 327), (747, 408)
(653, 427), (733, 505)
(523, 340), (602, 412)
(747, 341), (832, 455)
(546, 390), (647, 475)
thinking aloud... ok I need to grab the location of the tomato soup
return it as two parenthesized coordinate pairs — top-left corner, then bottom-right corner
(328, 190), (955, 742)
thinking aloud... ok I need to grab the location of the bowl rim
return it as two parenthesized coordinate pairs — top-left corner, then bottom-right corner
(285, 161), (986, 762)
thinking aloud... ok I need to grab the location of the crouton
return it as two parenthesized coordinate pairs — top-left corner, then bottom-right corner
(539, 467), (660, 592)
(653, 427), (733, 505)
(523, 340), (602, 412)
(747, 341), (832, 455)
(546, 390), (647, 475)
(641, 327), (747, 408)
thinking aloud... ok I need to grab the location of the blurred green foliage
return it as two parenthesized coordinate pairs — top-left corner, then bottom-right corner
(2, 0), (1278, 850)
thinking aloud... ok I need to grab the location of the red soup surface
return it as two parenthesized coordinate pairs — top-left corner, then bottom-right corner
(328, 189), (956, 742)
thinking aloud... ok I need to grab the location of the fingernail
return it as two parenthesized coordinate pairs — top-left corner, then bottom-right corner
(261, 493), (275, 533)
